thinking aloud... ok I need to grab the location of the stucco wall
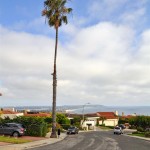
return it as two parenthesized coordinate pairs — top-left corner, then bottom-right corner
(99, 119), (118, 126)
(1, 113), (24, 119)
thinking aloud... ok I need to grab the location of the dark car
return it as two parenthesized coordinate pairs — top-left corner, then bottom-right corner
(145, 128), (150, 132)
(67, 126), (79, 134)
(119, 124), (126, 129)
(0, 123), (26, 137)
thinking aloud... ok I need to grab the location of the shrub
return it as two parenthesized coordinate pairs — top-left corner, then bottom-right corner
(44, 117), (52, 124)
(106, 126), (114, 129)
(145, 132), (150, 137)
(44, 117), (52, 132)
(129, 125), (136, 129)
(137, 127), (144, 132)
(26, 123), (47, 137)
(101, 124), (105, 127)
(11, 116), (48, 137)
(61, 124), (70, 130)
(56, 114), (70, 125)
(132, 131), (140, 134)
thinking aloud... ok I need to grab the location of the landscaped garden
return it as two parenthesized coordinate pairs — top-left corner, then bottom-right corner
(119, 115), (150, 138)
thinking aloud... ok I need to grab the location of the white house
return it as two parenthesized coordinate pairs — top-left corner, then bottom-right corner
(66, 111), (119, 130)
(1, 110), (24, 119)
(82, 113), (100, 130)
(97, 112), (119, 126)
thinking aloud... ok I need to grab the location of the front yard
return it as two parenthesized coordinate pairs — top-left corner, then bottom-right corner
(0, 136), (32, 144)
(129, 131), (150, 138)
(98, 125), (113, 130)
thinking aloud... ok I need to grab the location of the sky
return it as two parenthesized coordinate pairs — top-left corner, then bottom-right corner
(0, 0), (150, 106)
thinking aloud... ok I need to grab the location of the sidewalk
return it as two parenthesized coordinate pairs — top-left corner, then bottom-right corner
(123, 134), (150, 141)
(0, 132), (67, 150)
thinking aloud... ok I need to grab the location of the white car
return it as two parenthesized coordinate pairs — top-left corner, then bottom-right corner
(114, 126), (123, 134)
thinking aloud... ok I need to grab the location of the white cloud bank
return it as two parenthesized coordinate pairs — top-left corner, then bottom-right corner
(0, 20), (150, 106)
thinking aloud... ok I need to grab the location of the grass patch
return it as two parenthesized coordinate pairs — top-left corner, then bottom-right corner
(0, 136), (32, 144)
(98, 126), (113, 130)
(129, 133), (146, 138)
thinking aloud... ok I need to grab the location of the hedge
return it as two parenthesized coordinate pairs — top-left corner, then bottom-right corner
(26, 122), (47, 137)
(0, 116), (48, 137)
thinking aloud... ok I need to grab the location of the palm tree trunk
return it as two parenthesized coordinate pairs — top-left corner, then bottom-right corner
(50, 27), (58, 138)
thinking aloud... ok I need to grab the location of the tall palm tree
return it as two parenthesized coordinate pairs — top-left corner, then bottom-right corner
(42, 0), (72, 138)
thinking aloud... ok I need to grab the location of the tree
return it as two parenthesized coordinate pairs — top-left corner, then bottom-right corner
(56, 113), (70, 125)
(99, 116), (106, 125)
(42, 0), (72, 138)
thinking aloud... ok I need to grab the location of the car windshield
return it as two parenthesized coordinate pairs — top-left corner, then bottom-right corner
(115, 127), (120, 129)
(7, 123), (25, 128)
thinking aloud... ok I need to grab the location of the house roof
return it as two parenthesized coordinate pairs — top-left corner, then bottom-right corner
(66, 113), (100, 118)
(2, 110), (19, 114)
(66, 112), (118, 119)
(65, 113), (82, 118)
(24, 113), (51, 117)
(84, 113), (100, 117)
(120, 115), (136, 119)
(97, 112), (118, 119)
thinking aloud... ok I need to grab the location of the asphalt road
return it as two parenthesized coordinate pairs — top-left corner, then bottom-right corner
(29, 131), (150, 150)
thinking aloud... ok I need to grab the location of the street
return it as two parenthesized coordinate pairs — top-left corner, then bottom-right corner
(29, 130), (150, 150)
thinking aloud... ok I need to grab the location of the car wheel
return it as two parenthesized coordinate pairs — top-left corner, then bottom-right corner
(114, 132), (116, 134)
(12, 132), (19, 137)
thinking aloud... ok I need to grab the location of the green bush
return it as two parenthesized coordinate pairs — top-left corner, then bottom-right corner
(101, 124), (105, 127)
(44, 117), (52, 124)
(145, 132), (150, 137)
(132, 131), (140, 134)
(137, 127), (144, 132)
(26, 122), (47, 137)
(3, 116), (48, 137)
(56, 114), (70, 125)
(61, 124), (70, 130)
(106, 126), (114, 129)
(129, 116), (150, 129)
(129, 125), (136, 129)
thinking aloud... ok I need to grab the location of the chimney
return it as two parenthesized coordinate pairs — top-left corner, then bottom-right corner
(114, 110), (118, 116)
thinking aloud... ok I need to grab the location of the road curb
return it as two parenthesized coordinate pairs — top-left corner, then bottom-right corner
(123, 134), (150, 141)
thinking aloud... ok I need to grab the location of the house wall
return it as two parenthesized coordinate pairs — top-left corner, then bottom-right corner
(82, 117), (99, 130)
(1, 113), (24, 119)
(99, 119), (118, 126)
(82, 120), (95, 127)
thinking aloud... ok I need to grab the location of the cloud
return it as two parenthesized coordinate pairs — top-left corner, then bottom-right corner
(86, 0), (147, 27)
(0, 17), (150, 106)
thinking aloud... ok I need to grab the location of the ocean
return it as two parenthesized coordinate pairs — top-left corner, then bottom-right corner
(71, 105), (150, 116)
(14, 105), (150, 116)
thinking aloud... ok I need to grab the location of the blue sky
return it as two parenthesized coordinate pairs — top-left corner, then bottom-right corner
(0, 0), (150, 107)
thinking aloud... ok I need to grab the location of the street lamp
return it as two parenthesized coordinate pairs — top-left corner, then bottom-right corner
(82, 103), (90, 124)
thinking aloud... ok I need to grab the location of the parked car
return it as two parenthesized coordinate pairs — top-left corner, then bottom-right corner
(67, 126), (79, 134)
(0, 123), (26, 137)
(119, 124), (126, 129)
(145, 128), (150, 132)
(114, 126), (123, 135)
